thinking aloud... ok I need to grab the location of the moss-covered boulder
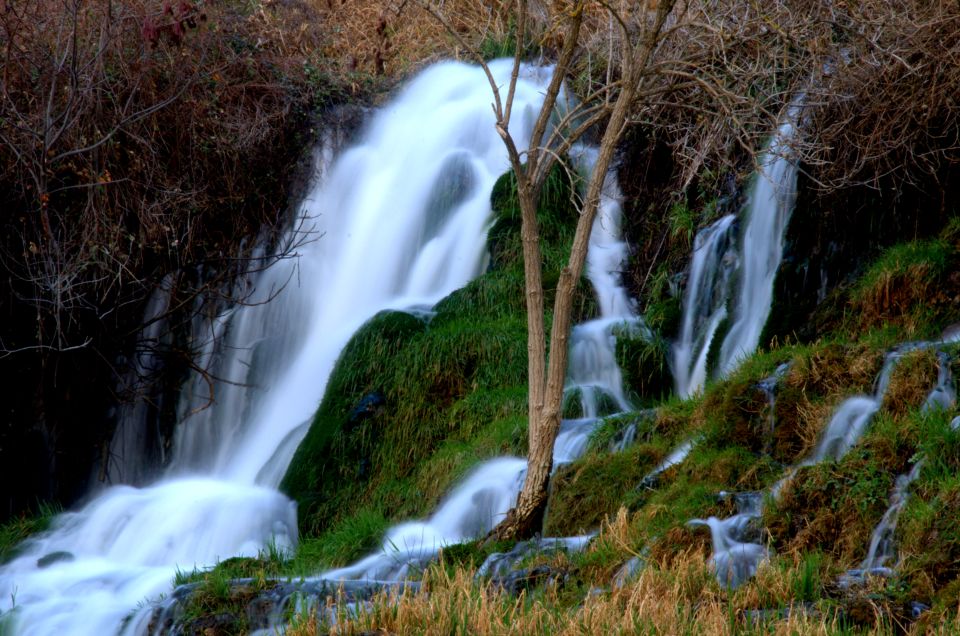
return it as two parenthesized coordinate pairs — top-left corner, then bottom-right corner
(280, 310), (426, 533)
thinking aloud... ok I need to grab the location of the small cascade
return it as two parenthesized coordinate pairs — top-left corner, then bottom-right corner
(806, 345), (925, 467)
(758, 363), (791, 454)
(685, 363), (790, 586)
(688, 493), (767, 588)
(771, 347), (916, 498)
(671, 102), (802, 399)
(672, 215), (738, 399)
(101, 275), (176, 487)
(922, 351), (956, 414)
(477, 535), (594, 581)
(841, 349), (957, 587)
(639, 439), (695, 489)
(716, 102), (802, 376)
(861, 461), (923, 573)
(607, 409), (657, 454)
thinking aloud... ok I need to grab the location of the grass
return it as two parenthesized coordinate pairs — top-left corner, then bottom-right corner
(850, 238), (958, 337)
(0, 502), (61, 565)
(281, 546), (960, 635)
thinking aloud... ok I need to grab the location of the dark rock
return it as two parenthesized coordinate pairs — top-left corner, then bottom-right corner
(347, 392), (386, 426)
(180, 613), (240, 636)
(490, 564), (567, 596)
(36, 551), (74, 568)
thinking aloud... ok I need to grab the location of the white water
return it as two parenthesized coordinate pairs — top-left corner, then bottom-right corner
(687, 492), (767, 588)
(0, 60), (560, 636)
(716, 102), (802, 376)
(672, 215), (738, 398)
(316, 143), (637, 584)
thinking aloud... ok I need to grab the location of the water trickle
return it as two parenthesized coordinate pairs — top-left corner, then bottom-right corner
(101, 275), (176, 487)
(687, 510), (767, 589)
(0, 60), (560, 636)
(862, 461), (923, 571)
(758, 362), (791, 454)
(639, 439), (695, 489)
(807, 345), (925, 466)
(922, 351), (956, 414)
(842, 349), (957, 586)
(685, 363), (790, 588)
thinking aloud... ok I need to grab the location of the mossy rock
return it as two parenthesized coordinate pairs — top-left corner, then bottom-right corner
(280, 310), (426, 533)
(487, 162), (579, 271)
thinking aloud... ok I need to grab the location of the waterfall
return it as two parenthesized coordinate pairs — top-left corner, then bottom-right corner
(672, 102), (801, 398)
(716, 102), (802, 376)
(0, 60), (559, 636)
(316, 144), (638, 583)
(672, 215), (738, 399)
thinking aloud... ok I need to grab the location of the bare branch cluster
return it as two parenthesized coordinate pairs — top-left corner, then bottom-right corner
(799, 0), (960, 190)
(0, 0), (330, 359)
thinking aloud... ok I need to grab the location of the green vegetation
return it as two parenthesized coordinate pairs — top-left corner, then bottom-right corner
(851, 238), (957, 337)
(172, 225), (960, 633)
(0, 503), (61, 565)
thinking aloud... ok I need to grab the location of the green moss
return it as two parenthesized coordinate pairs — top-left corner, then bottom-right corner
(850, 239), (959, 337)
(280, 309), (427, 533)
(897, 411), (960, 604)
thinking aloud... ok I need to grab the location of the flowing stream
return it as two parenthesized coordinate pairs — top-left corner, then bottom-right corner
(0, 60), (577, 636)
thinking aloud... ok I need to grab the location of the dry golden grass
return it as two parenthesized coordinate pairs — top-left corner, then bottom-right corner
(283, 547), (940, 635)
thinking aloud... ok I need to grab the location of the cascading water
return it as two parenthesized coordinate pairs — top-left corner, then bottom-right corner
(653, 102), (804, 506)
(696, 341), (957, 588)
(100, 275), (176, 487)
(685, 363), (792, 587)
(716, 102), (802, 377)
(0, 60), (562, 636)
(316, 145), (639, 585)
(672, 215), (738, 399)
(672, 102), (802, 399)
(841, 349), (956, 586)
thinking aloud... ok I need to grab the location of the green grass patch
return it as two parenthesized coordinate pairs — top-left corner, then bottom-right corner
(0, 502), (61, 565)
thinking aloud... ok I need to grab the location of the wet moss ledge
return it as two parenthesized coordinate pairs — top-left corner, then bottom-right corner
(172, 202), (960, 633)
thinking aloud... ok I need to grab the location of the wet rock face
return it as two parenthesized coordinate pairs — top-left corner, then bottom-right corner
(766, 167), (960, 344)
(153, 578), (420, 635)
